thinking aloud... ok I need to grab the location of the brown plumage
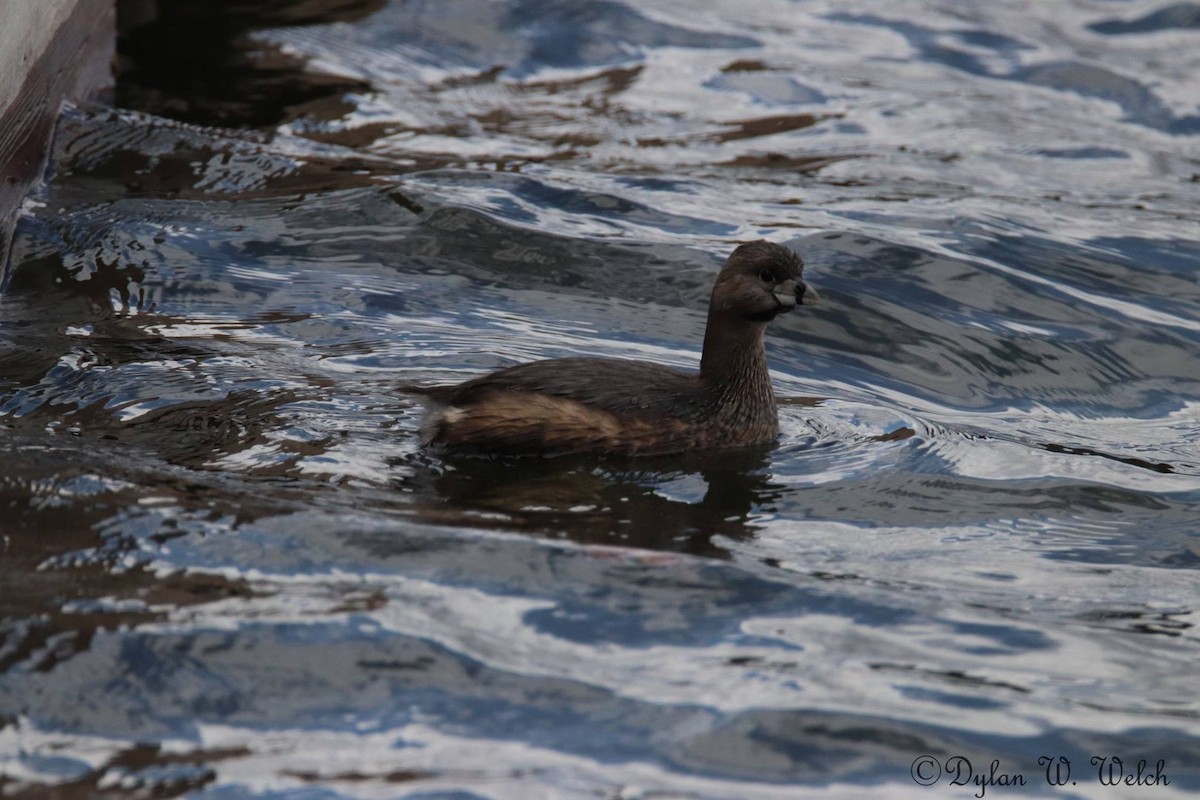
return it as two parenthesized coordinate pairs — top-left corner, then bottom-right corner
(404, 240), (817, 457)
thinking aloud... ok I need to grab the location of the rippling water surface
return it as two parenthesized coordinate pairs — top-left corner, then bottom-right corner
(2, 1), (1199, 797)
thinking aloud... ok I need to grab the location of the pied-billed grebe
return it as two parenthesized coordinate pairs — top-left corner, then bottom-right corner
(405, 240), (817, 456)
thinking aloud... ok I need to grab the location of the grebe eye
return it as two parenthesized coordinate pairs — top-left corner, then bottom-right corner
(758, 269), (774, 283)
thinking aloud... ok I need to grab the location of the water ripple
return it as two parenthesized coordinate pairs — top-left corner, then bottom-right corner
(4, 1), (1200, 798)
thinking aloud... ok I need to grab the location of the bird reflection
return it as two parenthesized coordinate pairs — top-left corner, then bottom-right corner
(398, 446), (782, 558)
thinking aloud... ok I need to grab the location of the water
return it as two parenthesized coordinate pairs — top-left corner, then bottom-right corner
(2, 1), (1199, 797)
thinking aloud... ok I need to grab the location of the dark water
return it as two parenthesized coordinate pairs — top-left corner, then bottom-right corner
(3, 1), (1200, 797)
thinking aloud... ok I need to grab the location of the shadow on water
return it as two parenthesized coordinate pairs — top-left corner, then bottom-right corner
(116, 0), (387, 128)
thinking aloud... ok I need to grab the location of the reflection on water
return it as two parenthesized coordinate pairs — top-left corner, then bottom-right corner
(400, 445), (780, 557)
(2, 0), (1200, 797)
